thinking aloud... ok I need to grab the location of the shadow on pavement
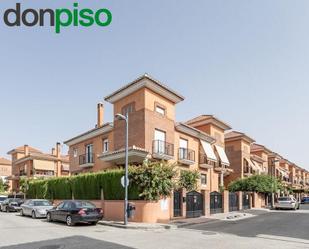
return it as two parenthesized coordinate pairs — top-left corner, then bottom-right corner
(186, 205), (309, 241)
(0, 236), (136, 249)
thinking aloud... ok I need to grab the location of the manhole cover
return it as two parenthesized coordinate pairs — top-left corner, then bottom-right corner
(202, 231), (217, 236)
(40, 245), (65, 249)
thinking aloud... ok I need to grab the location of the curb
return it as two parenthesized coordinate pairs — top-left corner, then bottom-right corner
(99, 221), (176, 230)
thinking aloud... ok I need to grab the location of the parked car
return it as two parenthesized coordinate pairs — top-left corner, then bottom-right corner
(275, 196), (300, 210)
(46, 200), (103, 226)
(0, 198), (24, 212)
(0, 195), (7, 205)
(301, 197), (309, 204)
(20, 199), (54, 218)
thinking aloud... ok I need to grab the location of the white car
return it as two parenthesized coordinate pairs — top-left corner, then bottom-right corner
(0, 195), (7, 205)
(20, 199), (54, 218)
(275, 196), (300, 210)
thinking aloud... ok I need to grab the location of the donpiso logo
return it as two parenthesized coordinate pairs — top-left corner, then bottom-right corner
(3, 3), (112, 33)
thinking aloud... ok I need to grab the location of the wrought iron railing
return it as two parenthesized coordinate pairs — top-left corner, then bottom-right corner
(152, 140), (174, 156)
(79, 153), (94, 165)
(178, 148), (195, 162)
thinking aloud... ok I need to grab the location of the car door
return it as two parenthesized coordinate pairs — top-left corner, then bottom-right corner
(22, 200), (31, 215)
(53, 202), (65, 221)
(58, 201), (70, 222)
(27, 201), (35, 215)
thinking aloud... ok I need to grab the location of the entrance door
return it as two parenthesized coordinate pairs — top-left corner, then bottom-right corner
(242, 192), (251, 210)
(229, 192), (239, 212)
(186, 191), (203, 218)
(210, 191), (223, 214)
(173, 191), (182, 217)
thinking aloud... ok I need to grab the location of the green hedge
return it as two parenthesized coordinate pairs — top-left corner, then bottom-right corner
(26, 169), (140, 200)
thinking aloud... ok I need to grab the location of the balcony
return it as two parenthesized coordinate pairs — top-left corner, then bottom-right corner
(199, 154), (217, 169)
(79, 153), (94, 168)
(178, 148), (195, 165)
(152, 140), (174, 160)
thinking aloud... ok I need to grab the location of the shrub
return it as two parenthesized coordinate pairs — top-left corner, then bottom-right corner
(129, 161), (176, 201)
(177, 170), (200, 192)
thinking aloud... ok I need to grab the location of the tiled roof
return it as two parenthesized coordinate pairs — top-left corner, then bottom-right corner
(64, 122), (113, 145)
(104, 74), (185, 104)
(0, 157), (11, 165)
(7, 146), (42, 155)
(225, 131), (255, 143)
(185, 115), (232, 130)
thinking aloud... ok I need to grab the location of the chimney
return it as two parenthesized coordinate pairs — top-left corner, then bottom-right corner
(24, 145), (29, 156)
(52, 148), (56, 156)
(56, 142), (61, 159)
(97, 102), (104, 128)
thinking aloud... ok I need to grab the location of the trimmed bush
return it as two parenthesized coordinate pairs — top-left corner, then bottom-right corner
(26, 161), (175, 201)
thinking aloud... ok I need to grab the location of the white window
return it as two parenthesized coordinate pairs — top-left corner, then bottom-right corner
(201, 174), (207, 185)
(155, 105), (165, 115)
(154, 129), (166, 153)
(73, 148), (78, 158)
(179, 138), (188, 159)
(85, 144), (93, 163)
(103, 139), (109, 153)
(179, 138), (188, 149)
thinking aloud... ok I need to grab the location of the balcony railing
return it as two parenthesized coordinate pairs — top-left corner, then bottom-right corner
(79, 153), (94, 166)
(199, 154), (217, 168)
(178, 148), (195, 164)
(152, 140), (174, 160)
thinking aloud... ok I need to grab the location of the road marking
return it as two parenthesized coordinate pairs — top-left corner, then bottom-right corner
(257, 234), (309, 245)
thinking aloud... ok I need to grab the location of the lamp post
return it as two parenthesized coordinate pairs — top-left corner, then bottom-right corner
(271, 159), (280, 209)
(115, 113), (129, 225)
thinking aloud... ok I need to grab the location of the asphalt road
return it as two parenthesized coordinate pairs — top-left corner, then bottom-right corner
(187, 205), (309, 240)
(1, 206), (309, 249)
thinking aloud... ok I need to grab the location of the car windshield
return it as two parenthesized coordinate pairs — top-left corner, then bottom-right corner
(9, 198), (21, 203)
(33, 200), (52, 206)
(74, 201), (96, 209)
(278, 197), (291, 201)
(0, 197), (7, 201)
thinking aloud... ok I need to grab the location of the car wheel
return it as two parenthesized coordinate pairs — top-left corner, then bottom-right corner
(6, 207), (9, 213)
(32, 211), (36, 219)
(46, 213), (52, 222)
(90, 221), (98, 225)
(66, 215), (74, 226)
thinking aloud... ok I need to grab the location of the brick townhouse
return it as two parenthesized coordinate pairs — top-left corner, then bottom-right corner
(0, 157), (12, 190)
(7, 143), (69, 192)
(65, 74), (234, 219)
(64, 74), (308, 222)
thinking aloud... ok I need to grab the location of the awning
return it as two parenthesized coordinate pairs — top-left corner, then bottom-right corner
(214, 145), (230, 166)
(244, 158), (257, 171)
(62, 163), (70, 171)
(252, 160), (262, 172)
(33, 159), (55, 171)
(200, 140), (217, 162)
(278, 168), (289, 177)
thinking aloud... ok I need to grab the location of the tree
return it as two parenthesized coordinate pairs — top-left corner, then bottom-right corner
(178, 170), (200, 192)
(228, 175), (283, 193)
(0, 178), (4, 192)
(129, 160), (176, 201)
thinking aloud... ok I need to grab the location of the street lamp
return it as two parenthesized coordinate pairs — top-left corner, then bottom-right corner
(271, 159), (280, 209)
(115, 113), (129, 225)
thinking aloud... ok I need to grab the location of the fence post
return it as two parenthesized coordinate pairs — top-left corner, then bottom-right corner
(223, 190), (229, 213)
(238, 191), (243, 210)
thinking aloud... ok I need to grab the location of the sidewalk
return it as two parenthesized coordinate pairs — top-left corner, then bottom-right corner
(99, 220), (177, 230)
(170, 208), (270, 228)
(99, 208), (270, 230)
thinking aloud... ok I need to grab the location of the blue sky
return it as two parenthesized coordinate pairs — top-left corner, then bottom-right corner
(0, 1), (308, 169)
